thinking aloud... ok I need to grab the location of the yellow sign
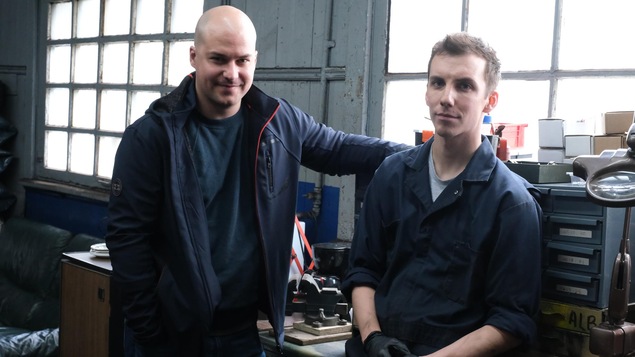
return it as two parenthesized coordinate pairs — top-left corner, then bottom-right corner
(539, 299), (606, 333)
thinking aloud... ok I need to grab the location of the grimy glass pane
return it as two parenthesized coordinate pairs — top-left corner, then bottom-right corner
(72, 89), (97, 129)
(46, 88), (70, 127)
(76, 0), (100, 38)
(468, 0), (554, 71)
(102, 42), (129, 83)
(100, 90), (127, 132)
(130, 91), (160, 123)
(132, 41), (164, 84)
(556, 78), (635, 119)
(74, 43), (98, 83)
(560, 0), (635, 70)
(135, 0), (165, 34)
(97, 136), (121, 178)
(69, 133), (95, 175)
(168, 40), (194, 86)
(383, 80), (428, 145)
(104, 0), (131, 36)
(170, 0), (203, 33)
(492, 79), (550, 155)
(388, 0), (461, 73)
(50, 2), (72, 40)
(45, 130), (68, 171)
(48, 45), (71, 83)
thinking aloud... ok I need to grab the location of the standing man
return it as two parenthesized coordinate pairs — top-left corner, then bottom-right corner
(106, 5), (407, 357)
(342, 32), (543, 357)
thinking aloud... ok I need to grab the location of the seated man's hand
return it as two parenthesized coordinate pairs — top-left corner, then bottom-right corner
(363, 331), (416, 357)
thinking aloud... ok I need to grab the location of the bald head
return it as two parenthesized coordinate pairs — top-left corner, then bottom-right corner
(189, 6), (258, 119)
(194, 6), (257, 48)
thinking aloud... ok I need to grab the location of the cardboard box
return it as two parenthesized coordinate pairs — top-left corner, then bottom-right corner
(539, 119), (565, 148)
(601, 111), (633, 134)
(565, 135), (593, 157)
(538, 148), (565, 163)
(565, 117), (597, 135)
(593, 135), (625, 155)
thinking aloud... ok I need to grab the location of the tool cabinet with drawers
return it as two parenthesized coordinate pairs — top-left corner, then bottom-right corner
(535, 182), (635, 308)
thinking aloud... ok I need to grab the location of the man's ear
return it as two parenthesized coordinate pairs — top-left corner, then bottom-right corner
(189, 46), (196, 67)
(484, 91), (499, 113)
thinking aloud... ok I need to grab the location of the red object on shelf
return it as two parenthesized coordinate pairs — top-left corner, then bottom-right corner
(495, 123), (528, 149)
(497, 137), (509, 161)
(414, 130), (435, 145)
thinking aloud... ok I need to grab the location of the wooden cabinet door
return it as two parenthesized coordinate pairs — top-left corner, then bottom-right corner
(60, 261), (111, 357)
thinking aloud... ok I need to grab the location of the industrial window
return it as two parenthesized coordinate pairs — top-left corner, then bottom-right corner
(384, 0), (635, 156)
(38, 0), (203, 189)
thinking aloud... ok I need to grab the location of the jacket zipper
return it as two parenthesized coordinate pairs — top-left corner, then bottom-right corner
(253, 103), (284, 352)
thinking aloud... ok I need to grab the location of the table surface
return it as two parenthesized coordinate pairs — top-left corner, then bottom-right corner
(259, 331), (345, 357)
(62, 251), (112, 274)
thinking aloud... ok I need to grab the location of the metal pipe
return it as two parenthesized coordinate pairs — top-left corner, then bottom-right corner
(309, 0), (335, 219)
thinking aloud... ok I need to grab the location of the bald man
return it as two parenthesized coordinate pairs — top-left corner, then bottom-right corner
(106, 5), (408, 356)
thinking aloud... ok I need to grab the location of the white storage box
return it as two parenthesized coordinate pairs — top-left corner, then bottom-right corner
(539, 119), (565, 148)
(538, 148), (565, 163)
(565, 135), (593, 157)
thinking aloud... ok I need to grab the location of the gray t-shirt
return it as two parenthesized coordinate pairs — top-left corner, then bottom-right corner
(428, 149), (451, 201)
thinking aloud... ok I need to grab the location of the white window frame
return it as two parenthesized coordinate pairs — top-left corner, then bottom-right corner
(36, 0), (203, 190)
(378, 0), (635, 154)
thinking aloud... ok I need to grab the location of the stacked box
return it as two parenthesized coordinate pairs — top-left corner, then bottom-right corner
(593, 135), (625, 155)
(599, 111), (634, 135)
(538, 119), (566, 163)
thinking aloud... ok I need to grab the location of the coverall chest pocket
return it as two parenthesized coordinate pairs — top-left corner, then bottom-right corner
(441, 241), (484, 305)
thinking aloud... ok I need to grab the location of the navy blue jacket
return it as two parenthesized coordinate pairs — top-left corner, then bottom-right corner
(106, 73), (406, 351)
(342, 137), (543, 352)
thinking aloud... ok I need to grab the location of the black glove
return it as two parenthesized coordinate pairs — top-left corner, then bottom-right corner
(363, 331), (416, 357)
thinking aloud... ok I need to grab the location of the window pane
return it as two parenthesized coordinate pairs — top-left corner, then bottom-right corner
(50, 2), (72, 40)
(100, 90), (128, 132)
(76, 0), (100, 38)
(171, 0), (203, 33)
(132, 41), (164, 84)
(560, 0), (635, 69)
(384, 80), (429, 145)
(72, 89), (97, 129)
(74, 43), (98, 83)
(130, 91), (160, 123)
(45, 130), (68, 171)
(70, 133), (95, 175)
(104, 0), (131, 36)
(97, 136), (121, 178)
(46, 88), (69, 127)
(388, 0), (462, 73)
(48, 45), (71, 83)
(168, 40), (193, 86)
(102, 42), (129, 83)
(468, 0), (554, 71)
(136, 0), (165, 34)
(492, 80), (550, 153)
(556, 77), (635, 121)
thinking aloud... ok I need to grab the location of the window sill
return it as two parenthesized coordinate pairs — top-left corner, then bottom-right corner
(21, 179), (110, 203)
